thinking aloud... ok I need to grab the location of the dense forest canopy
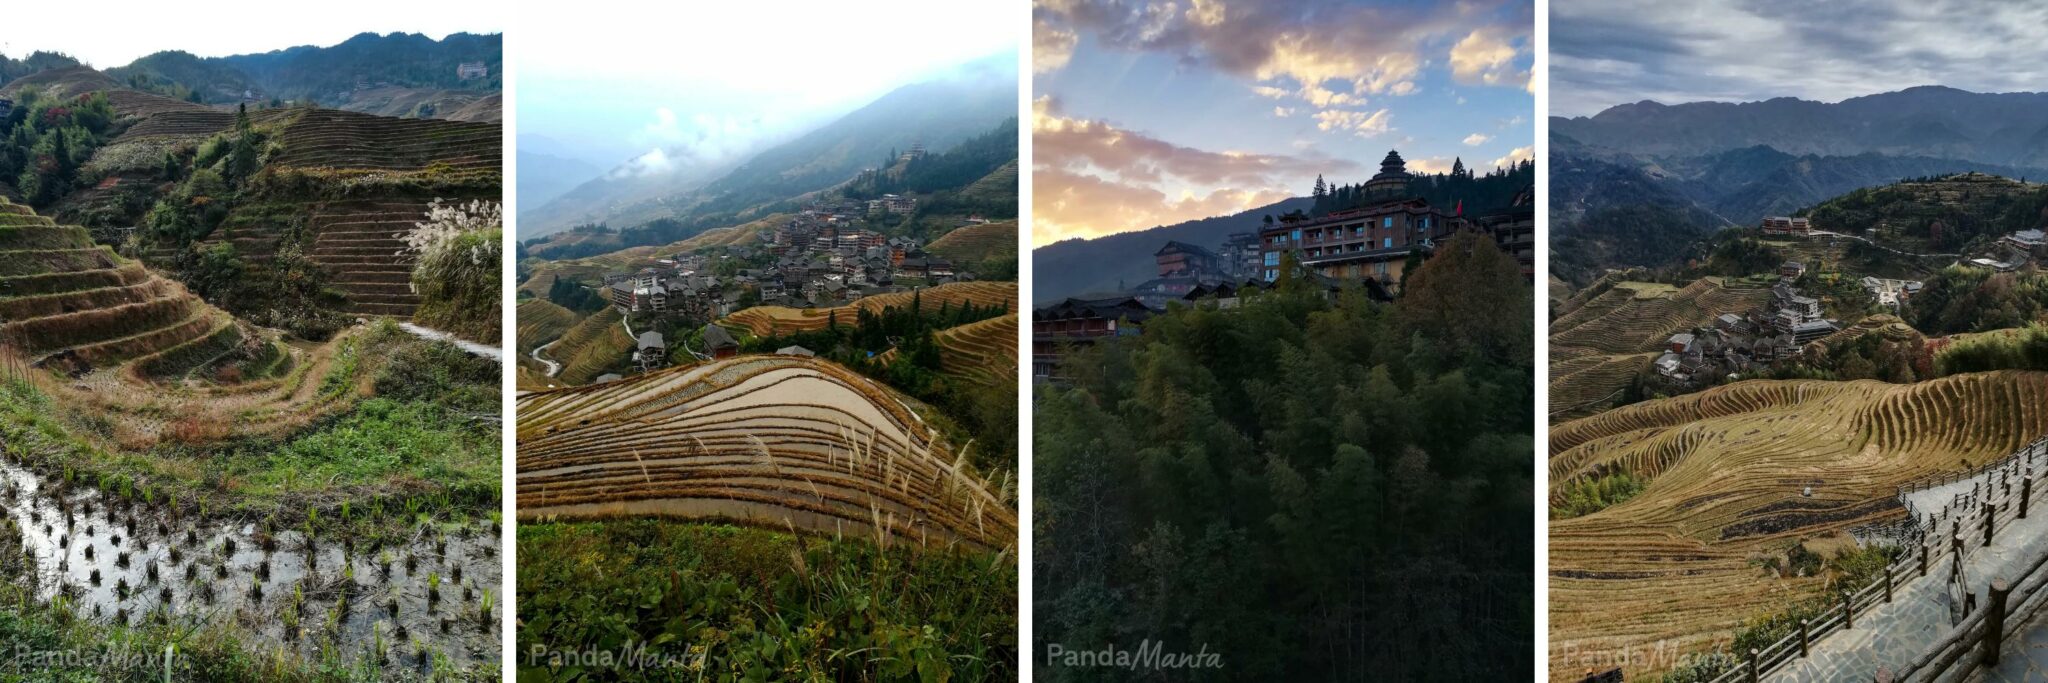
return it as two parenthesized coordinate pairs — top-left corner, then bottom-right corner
(1036, 230), (1533, 680)
(0, 51), (83, 87)
(0, 88), (118, 207)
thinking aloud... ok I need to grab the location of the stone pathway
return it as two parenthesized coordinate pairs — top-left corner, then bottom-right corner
(1975, 606), (2048, 682)
(1772, 503), (2048, 681)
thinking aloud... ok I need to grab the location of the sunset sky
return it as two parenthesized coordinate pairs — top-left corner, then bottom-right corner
(1033, 0), (1535, 247)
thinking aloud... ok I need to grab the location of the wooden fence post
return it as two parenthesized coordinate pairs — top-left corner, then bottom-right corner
(1985, 578), (2011, 666)
(1884, 568), (1893, 604)
(2024, 476), (2033, 519)
(1748, 648), (1761, 683)
(1799, 618), (1810, 657)
(1919, 541), (1929, 577)
(1954, 535), (1965, 578)
(1844, 590), (1855, 629)
(1986, 503), (1997, 546)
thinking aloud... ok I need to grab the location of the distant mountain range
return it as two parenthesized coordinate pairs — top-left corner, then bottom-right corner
(116, 32), (503, 103)
(1551, 86), (2048, 285)
(519, 53), (1018, 240)
(1553, 87), (2048, 168)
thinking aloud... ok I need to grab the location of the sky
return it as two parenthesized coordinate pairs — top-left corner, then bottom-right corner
(0, 2), (504, 67)
(518, 0), (1021, 179)
(1551, 0), (2048, 117)
(1032, 0), (1535, 247)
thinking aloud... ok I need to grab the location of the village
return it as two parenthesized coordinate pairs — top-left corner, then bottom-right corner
(1640, 211), (2048, 391)
(1033, 150), (1536, 379)
(587, 194), (1004, 375)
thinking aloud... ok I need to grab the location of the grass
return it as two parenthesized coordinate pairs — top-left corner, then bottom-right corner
(0, 321), (500, 544)
(517, 520), (1016, 683)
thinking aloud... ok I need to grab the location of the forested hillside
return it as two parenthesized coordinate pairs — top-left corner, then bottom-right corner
(1036, 231), (1533, 680)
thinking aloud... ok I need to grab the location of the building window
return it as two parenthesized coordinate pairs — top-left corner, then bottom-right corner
(1291, 229), (1302, 242)
(1383, 237), (1392, 248)
(1382, 217), (1392, 228)
(1263, 252), (1279, 266)
(1264, 269), (1277, 281)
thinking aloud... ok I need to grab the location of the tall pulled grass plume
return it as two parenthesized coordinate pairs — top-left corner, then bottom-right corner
(403, 199), (502, 343)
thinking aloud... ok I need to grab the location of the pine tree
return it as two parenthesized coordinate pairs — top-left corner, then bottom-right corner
(1313, 174), (1326, 199)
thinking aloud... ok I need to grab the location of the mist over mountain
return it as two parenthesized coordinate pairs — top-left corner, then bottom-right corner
(518, 52), (1019, 240)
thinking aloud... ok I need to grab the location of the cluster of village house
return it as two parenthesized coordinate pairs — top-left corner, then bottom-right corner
(1033, 150), (1536, 379)
(1651, 273), (1840, 385)
(594, 201), (986, 376)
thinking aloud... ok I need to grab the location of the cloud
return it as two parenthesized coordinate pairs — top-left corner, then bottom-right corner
(1035, 96), (1351, 187)
(1033, 16), (1078, 73)
(1033, 168), (1296, 245)
(1273, 106), (1296, 117)
(1312, 108), (1392, 137)
(1032, 95), (1355, 244)
(1449, 26), (1530, 89)
(1463, 133), (1491, 146)
(609, 148), (674, 179)
(1406, 156), (1455, 174)
(1549, 0), (2048, 116)
(1489, 145), (1534, 170)
(1038, 0), (1532, 114)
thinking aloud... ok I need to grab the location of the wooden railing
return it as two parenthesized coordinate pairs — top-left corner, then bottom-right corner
(1703, 436), (2048, 683)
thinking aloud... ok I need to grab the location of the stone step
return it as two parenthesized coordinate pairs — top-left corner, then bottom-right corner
(332, 281), (416, 296)
(343, 302), (418, 317)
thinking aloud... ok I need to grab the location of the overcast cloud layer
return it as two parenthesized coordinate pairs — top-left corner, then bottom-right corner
(1551, 0), (2048, 117)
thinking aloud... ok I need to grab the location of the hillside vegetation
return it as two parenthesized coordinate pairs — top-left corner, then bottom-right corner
(721, 281), (1017, 337)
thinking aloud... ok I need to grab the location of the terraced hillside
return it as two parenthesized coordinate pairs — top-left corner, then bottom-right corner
(516, 299), (577, 353)
(876, 313), (1018, 388)
(550, 307), (632, 387)
(722, 281), (1018, 337)
(1805, 313), (1924, 355)
(0, 198), (287, 385)
(1549, 277), (1775, 421)
(268, 109), (499, 175)
(926, 220), (1017, 266)
(516, 355), (1016, 550)
(1547, 372), (2048, 681)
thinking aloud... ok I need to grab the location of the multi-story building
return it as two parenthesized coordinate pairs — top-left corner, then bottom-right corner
(1217, 232), (1261, 280)
(1031, 297), (1153, 380)
(1257, 151), (1464, 289)
(457, 62), (489, 80)
(1762, 216), (1812, 236)
(1154, 241), (1222, 278)
(1478, 185), (1535, 280)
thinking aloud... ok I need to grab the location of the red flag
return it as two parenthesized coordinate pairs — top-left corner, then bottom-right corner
(1454, 200), (1463, 216)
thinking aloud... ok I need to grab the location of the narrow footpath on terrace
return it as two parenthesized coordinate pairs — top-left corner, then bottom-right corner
(1771, 440), (2048, 682)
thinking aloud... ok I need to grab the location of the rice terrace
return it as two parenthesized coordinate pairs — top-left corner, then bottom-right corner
(0, 32), (503, 681)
